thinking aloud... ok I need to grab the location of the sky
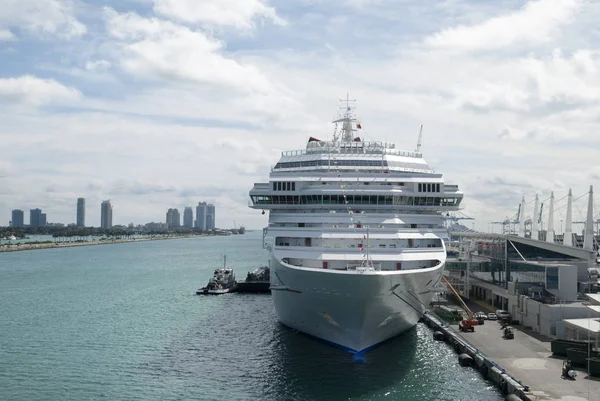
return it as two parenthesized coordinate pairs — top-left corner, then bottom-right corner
(1, 0), (599, 230)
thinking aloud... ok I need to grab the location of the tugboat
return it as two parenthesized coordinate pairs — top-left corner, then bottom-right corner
(236, 265), (270, 293)
(196, 256), (237, 295)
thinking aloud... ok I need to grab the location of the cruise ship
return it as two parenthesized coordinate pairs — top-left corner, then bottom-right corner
(249, 98), (463, 353)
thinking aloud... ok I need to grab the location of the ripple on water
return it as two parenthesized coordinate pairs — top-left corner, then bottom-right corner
(0, 233), (503, 401)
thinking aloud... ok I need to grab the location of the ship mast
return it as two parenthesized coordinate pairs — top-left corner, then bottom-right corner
(332, 93), (357, 142)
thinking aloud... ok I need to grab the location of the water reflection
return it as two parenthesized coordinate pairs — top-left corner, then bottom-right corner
(266, 324), (417, 401)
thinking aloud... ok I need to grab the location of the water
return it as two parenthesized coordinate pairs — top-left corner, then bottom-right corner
(0, 231), (502, 400)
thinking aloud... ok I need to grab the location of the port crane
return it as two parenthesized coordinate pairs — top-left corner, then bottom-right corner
(442, 211), (475, 230)
(441, 275), (478, 332)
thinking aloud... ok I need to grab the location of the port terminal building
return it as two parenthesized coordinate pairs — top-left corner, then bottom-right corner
(444, 186), (600, 341)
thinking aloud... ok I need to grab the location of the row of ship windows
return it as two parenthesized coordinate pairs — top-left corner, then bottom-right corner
(274, 160), (388, 169)
(277, 243), (442, 249)
(418, 183), (441, 193)
(275, 238), (443, 248)
(271, 223), (440, 229)
(273, 182), (296, 191)
(316, 182), (406, 186)
(252, 195), (461, 206)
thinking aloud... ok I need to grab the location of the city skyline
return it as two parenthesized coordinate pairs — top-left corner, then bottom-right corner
(6, 198), (226, 229)
(2, 1), (600, 230)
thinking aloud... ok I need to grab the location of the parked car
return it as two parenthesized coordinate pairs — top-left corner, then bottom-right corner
(496, 309), (511, 321)
(473, 312), (486, 325)
(487, 312), (498, 320)
(474, 312), (488, 320)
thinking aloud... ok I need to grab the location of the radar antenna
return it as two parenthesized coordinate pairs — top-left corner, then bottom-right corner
(415, 124), (423, 153)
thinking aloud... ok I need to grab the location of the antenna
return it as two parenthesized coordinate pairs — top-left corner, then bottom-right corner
(332, 93), (356, 142)
(415, 125), (423, 153)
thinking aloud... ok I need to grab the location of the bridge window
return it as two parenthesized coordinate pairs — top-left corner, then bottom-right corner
(272, 181), (297, 192)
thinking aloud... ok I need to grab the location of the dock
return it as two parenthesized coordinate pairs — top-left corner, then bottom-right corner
(421, 311), (600, 400)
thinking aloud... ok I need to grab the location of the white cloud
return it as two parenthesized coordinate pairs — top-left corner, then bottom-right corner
(103, 8), (275, 93)
(425, 0), (581, 51)
(0, 75), (81, 106)
(0, 29), (15, 41)
(0, 0), (86, 39)
(85, 59), (111, 72)
(3, 0), (600, 230)
(152, 0), (285, 29)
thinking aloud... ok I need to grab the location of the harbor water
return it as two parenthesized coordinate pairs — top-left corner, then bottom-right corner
(0, 231), (503, 400)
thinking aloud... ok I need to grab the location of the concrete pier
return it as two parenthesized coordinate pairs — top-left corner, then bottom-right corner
(423, 310), (600, 400)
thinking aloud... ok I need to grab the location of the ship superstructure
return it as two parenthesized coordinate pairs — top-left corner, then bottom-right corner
(249, 97), (463, 352)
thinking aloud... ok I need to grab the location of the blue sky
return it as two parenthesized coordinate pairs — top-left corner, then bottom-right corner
(1, 0), (599, 230)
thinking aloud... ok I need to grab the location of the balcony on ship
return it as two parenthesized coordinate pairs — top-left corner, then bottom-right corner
(278, 256), (442, 271)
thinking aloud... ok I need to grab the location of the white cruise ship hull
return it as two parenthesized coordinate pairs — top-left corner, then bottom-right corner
(270, 257), (443, 353)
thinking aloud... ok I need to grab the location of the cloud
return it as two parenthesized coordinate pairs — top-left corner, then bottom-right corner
(0, 29), (15, 41)
(0, 160), (15, 178)
(109, 180), (177, 196)
(85, 60), (111, 72)
(0, 0), (86, 39)
(425, 0), (581, 51)
(3, 0), (600, 230)
(497, 124), (572, 142)
(152, 0), (286, 29)
(103, 8), (275, 93)
(0, 75), (81, 106)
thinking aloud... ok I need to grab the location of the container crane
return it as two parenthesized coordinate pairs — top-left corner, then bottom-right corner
(415, 124), (423, 153)
(443, 211), (475, 230)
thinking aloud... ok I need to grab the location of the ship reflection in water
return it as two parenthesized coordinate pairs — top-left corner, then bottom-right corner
(268, 325), (417, 401)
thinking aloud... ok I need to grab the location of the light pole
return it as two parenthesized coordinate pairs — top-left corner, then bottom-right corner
(560, 219), (563, 234)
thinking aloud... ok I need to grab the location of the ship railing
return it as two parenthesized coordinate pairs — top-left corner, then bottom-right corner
(346, 262), (382, 271)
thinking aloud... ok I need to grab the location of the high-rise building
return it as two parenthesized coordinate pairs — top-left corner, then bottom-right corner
(207, 204), (216, 230)
(183, 207), (193, 228)
(195, 202), (207, 231)
(101, 200), (113, 229)
(166, 208), (181, 229)
(77, 198), (85, 228)
(29, 208), (45, 227)
(11, 209), (24, 227)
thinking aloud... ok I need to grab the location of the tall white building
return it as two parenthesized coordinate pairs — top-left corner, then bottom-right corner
(207, 204), (215, 230)
(183, 207), (194, 228)
(195, 202), (207, 231)
(77, 198), (85, 228)
(101, 200), (113, 229)
(166, 208), (180, 229)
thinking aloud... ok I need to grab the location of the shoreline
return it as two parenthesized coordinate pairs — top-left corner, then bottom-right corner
(0, 234), (207, 253)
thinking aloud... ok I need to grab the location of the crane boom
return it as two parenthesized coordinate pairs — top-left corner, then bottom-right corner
(415, 124), (423, 153)
(441, 275), (473, 320)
